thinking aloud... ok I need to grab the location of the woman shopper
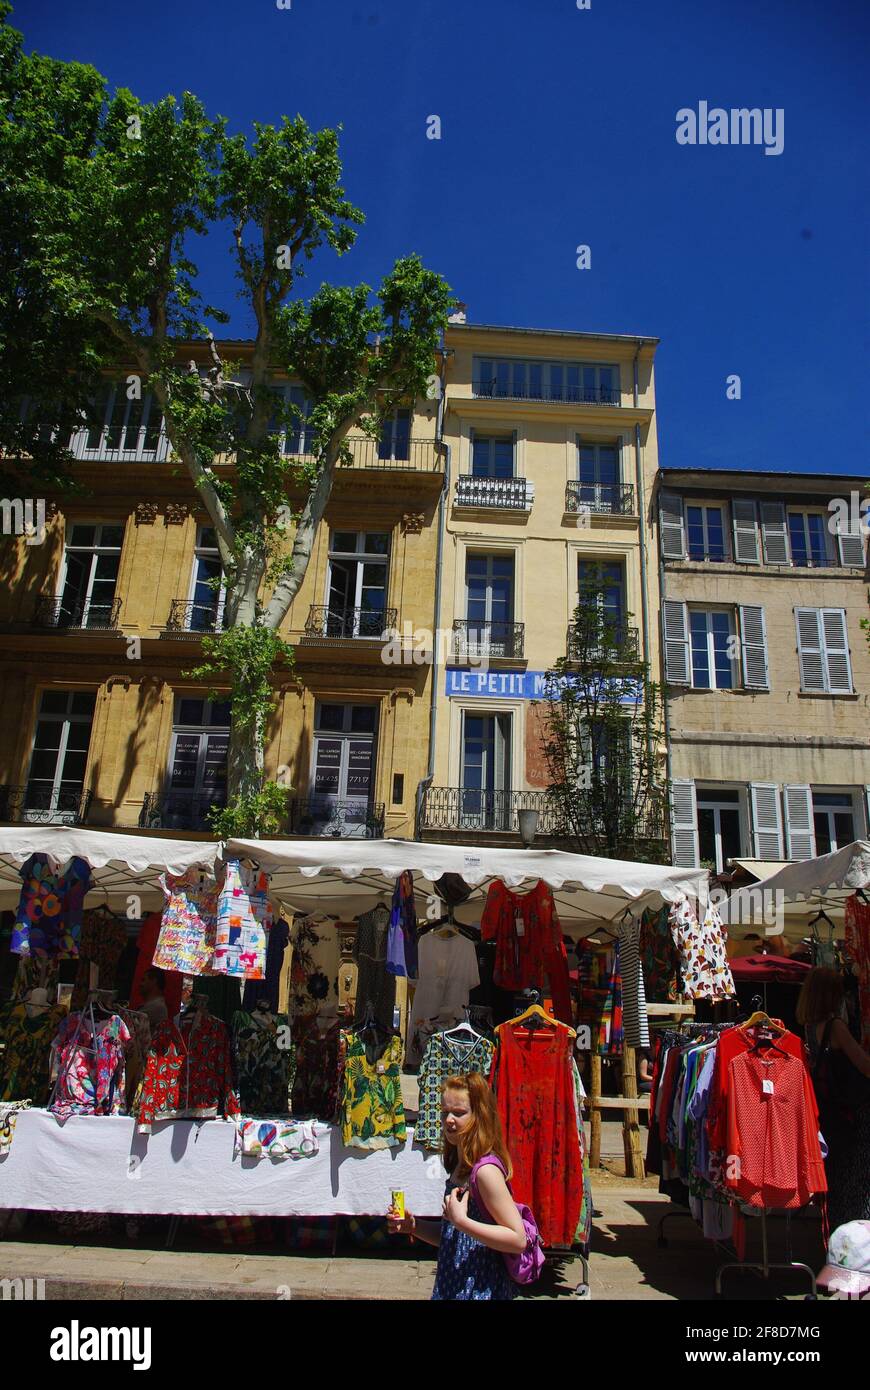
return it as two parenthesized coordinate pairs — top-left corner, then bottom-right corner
(387, 1071), (527, 1300)
(797, 967), (870, 1230)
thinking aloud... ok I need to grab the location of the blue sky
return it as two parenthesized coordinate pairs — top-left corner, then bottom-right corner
(15, 0), (870, 476)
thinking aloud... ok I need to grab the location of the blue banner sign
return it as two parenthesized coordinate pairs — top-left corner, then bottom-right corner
(445, 668), (642, 702)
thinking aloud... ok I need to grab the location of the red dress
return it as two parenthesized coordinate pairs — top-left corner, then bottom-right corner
(725, 1048), (826, 1209)
(489, 1021), (582, 1247)
(480, 880), (572, 1025)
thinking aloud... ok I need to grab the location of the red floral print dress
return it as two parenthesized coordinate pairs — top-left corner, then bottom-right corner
(480, 880), (572, 1025)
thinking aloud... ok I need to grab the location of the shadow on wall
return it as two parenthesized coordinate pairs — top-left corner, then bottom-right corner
(0, 522), (64, 625)
(87, 679), (164, 827)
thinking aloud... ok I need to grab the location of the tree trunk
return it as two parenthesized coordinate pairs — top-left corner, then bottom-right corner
(227, 706), (265, 801)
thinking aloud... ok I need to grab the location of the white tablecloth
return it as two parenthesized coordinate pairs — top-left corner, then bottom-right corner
(0, 1111), (446, 1216)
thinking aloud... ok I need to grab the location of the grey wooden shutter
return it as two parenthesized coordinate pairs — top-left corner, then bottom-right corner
(750, 783), (784, 859)
(732, 498), (760, 564)
(670, 779), (699, 867)
(662, 600), (690, 684)
(760, 501), (789, 564)
(738, 605), (769, 690)
(821, 609), (853, 694)
(659, 492), (685, 559)
(835, 522), (865, 568)
(795, 608), (825, 691)
(784, 784), (816, 860)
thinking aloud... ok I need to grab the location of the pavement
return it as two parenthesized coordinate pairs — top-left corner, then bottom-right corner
(0, 1183), (827, 1300)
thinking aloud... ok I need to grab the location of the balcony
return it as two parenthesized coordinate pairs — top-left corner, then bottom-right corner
(454, 476), (531, 511)
(163, 599), (226, 636)
(419, 785), (666, 844)
(302, 606), (398, 641)
(473, 380), (620, 407)
(453, 619), (525, 661)
(34, 597), (122, 631)
(289, 797), (385, 839)
(139, 791), (225, 832)
(565, 481), (636, 516)
(420, 788), (560, 835)
(566, 623), (640, 663)
(0, 784), (92, 826)
(216, 436), (444, 475)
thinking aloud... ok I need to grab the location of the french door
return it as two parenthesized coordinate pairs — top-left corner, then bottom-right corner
(460, 712), (512, 829)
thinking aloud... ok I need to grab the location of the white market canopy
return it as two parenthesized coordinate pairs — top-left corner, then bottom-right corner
(0, 826), (221, 914)
(721, 840), (870, 929)
(225, 836), (709, 934)
(0, 827), (710, 934)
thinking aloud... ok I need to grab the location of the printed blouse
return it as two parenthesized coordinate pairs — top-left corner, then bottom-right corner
(12, 854), (91, 960)
(137, 1013), (240, 1134)
(669, 898), (735, 1002)
(49, 1010), (131, 1122)
(338, 1030), (406, 1150)
(214, 860), (271, 980)
(232, 1010), (295, 1115)
(153, 871), (220, 977)
(415, 1030), (495, 1150)
(0, 1002), (66, 1105)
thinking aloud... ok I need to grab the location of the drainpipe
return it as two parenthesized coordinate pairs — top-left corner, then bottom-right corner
(633, 341), (653, 761)
(659, 543), (674, 862)
(415, 349), (452, 839)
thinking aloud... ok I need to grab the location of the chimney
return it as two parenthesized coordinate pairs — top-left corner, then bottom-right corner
(447, 302), (467, 325)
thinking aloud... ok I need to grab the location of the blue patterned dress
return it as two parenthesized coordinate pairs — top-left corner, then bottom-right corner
(431, 1174), (517, 1301)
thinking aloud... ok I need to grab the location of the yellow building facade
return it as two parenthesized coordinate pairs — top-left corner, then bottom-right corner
(419, 321), (664, 848)
(0, 344), (444, 841)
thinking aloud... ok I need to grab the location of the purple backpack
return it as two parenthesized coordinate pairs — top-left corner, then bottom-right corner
(469, 1154), (545, 1285)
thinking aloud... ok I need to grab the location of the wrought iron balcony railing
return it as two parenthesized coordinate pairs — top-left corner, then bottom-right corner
(420, 785), (666, 842)
(567, 623), (640, 662)
(303, 606), (398, 640)
(420, 788), (561, 835)
(290, 797), (385, 839)
(163, 599), (226, 635)
(472, 380), (620, 406)
(215, 435), (444, 473)
(453, 619), (525, 660)
(565, 481), (636, 515)
(0, 784), (92, 825)
(139, 791), (226, 832)
(454, 476), (530, 510)
(34, 596), (122, 631)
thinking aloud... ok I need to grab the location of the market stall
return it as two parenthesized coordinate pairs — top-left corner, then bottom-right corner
(0, 827), (717, 1233)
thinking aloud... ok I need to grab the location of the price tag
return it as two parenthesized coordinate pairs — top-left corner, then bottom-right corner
(515, 911), (525, 938)
(762, 1078), (774, 1095)
(376, 1061), (386, 1075)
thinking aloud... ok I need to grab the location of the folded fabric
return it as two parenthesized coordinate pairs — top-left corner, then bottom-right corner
(0, 1099), (32, 1154)
(235, 1117), (319, 1160)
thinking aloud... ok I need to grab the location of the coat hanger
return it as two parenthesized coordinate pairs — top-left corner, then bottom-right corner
(808, 907), (835, 932)
(741, 1009), (785, 1033)
(854, 887), (869, 904)
(510, 997), (576, 1039)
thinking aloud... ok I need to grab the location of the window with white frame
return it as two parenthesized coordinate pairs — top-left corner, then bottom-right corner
(58, 523), (123, 628)
(188, 527), (226, 632)
(686, 504), (728, 561)
(80, 382), (165, 458)
(787, 510), (831, 567)
(471, 433), (515, 478)
(812, 791), (856, 855)
(474, 357), (619, 405)
(164, 697), (230, 829)
(25, 690), (96, 816)
(378, 409), (411, 462)
(696, 787), (744, 871)
(689, 609), (737, 689)
(325, 531), (390, 636)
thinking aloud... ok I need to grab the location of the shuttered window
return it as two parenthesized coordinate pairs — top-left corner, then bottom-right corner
(795, 608), (853, 694)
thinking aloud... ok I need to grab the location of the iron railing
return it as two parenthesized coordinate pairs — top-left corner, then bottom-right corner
(566, 623), (640, 662)
(420, 788), (560, 834)
(290, 797), (385, 838)
(565, 481), (636, 515)
(473, 380), (620, 406)
(139, 791), (226, 832)
(454, 476), (530, 510)
(163, 599), (226, 635)
(452, 619), (525, 660)
(303, 606), (398, 640)
(420, 785), (666, 842)
(34, 596), (122, 631)
(0, 784), (92, 825)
